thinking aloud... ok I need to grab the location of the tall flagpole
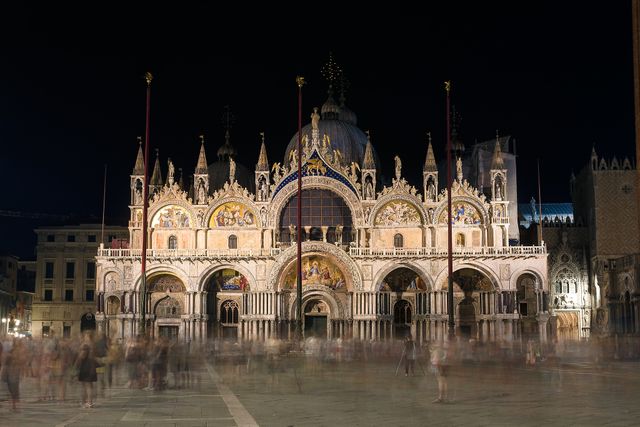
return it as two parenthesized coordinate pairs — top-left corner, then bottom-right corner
(445, 81), (455, 339)
(100, 164), (107, 245)
(140, 71), (153, 336)
(537, 158), (543, 245)
(632, 0), (640, 243)
(295, 76), (305, 343)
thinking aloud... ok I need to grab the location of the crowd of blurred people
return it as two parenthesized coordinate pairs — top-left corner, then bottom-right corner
(0, 331), (206, 412)
(0, 331), (639, 411)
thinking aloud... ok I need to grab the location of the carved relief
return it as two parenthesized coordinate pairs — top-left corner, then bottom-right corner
(105, 273), (119, 292)
(500, 264), (511, 281)
(148, 275), (186, 293)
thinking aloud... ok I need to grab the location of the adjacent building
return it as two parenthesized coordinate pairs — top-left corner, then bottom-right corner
(0, 254), (18, 335)
(32, 224), (128, 338)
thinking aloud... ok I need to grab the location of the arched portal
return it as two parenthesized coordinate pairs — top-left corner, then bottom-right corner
(379, 267), (427, 338)
(147, 274), (186, 339)
(304, 299), (330, 338)
(205, 269), (250, 339)
(556, 311), (579, 341)
(278, 189), (353, 245)
(450, 268), (494, 338)
(80, 312), (96, 333)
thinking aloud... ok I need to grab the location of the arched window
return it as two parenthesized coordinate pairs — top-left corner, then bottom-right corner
(168, 235), (178, 249)
(279, 189), (353, 244)
(456, 233), (465, 247)
(220, 300), (239, 324)
(393, 233), (404, 248)
(228, 235), (238, 249)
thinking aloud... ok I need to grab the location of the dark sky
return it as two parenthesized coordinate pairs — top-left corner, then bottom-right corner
(0, 3), (635, 259)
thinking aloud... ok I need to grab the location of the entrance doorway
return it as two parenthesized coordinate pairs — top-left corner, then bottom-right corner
(158, 325), (179, 341)
(304, 299), (329, 338)
(556, 311), (579, 341)
(80, 312), (96, 333)
(393, 300), (411, 338)
(305, 316), (327, 338)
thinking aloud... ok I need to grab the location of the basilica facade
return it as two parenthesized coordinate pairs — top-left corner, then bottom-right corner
(95, 94), (549, 344)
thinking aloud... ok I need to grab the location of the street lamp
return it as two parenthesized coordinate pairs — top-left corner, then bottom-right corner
(1, 317), (7, 336)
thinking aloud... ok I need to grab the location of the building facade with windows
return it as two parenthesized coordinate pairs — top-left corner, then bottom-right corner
(95, 84), (549, 344)
(518, 148), (639, 342)
(32, 224), (128, 338)
(0, 254), (18, 335)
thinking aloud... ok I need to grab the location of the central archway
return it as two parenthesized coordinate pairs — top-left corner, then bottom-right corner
(446, 268), (495, 338)
(204, 268), (250, 340)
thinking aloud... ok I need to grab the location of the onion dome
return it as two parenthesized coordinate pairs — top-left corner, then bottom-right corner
(208, 131), (254, 192)
(216, 130), (237, 160)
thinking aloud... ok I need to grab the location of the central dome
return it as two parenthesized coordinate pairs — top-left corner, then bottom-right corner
(285, 118), (369, 167)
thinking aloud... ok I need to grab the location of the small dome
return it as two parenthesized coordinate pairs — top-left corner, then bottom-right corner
(339, 104), (357, 126)
(320, 91), (340, 120)
(285, 118), (379, 168)
(207, 159), (254, 193)
(216, 131), (237, 159)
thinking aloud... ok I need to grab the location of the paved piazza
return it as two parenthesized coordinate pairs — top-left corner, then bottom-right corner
(1, 346), (639, 426)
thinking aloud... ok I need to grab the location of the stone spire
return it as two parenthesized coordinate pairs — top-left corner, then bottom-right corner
(150, 148), (163, 185)
(363, 131), (375, 169)
(423, 132), (437, 172)
(256, 132), (269, 171)
(132, 136), (144, 175)
(491, 130), (505, 170)
(195, 135), (208, 174)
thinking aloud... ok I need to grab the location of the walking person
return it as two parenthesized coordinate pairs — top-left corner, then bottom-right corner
(1, 340), (24, 412)
(404, 335), (417, 376)
(75, 343), (98, 408)
(429, 342), (449, 403)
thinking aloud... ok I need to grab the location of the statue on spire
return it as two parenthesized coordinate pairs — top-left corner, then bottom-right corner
(167, 158), (175, 185)
(394, 155), (402, 180)
(456, 156), (463, 182)
(311, 107), (320, 130)
(229, 156), (236, 183)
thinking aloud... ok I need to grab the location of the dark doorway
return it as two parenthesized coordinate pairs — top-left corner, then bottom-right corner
(80, 312), (96, 332)
(159, 325), (179, 341)
(305, 315), (327, 338)
(393, 300), (412, 338)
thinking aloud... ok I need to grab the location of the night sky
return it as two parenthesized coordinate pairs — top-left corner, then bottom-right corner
(0, 3), (635, 259)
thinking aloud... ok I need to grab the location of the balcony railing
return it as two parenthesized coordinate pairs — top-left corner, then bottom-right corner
(349, 245), (546, 258)
(97, 245), (545, 260)
(97, 248), (278, 259)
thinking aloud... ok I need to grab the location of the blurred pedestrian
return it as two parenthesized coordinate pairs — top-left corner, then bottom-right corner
(404, 335), (417, 376)
(429, 342), (449, 403)
(1, 340), (23, 412)
(75, 343), (97, 408)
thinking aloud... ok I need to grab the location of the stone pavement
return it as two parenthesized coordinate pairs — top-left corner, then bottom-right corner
(1, 354), (639, 426)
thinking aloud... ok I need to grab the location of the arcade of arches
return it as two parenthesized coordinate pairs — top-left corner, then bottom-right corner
(96, 112), (552, 343)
